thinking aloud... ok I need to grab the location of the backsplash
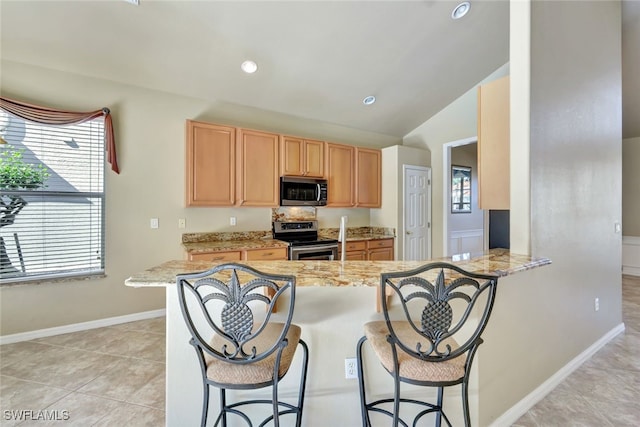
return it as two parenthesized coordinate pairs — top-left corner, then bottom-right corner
(271, 207), (316, 221)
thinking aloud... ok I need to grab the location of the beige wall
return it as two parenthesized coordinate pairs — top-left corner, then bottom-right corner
(0, 60), (399, 336)
(403, 64), (509, 257)
(622, 137), (640, 236)
(480, 1), (623, 425)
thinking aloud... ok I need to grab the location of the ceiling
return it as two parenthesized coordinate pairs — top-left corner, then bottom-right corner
(0, 0), (638, 139)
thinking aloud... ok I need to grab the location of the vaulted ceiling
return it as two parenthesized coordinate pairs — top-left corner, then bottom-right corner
(1, 1), (638, 139)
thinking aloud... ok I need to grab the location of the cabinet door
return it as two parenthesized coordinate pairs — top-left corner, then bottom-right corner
(237, 129), (280, 207)
(186, 120), (235, 206)
(245, 248), (288, 260)
(304, 139), (325, 178)
(355, 147), (382, 207)
(325, 143), (355, 207)
(189, 251), (242, 262)
(346, 251), (367, 260)
(368, 247), (394, 261)
(280, 137), (325, 177)
(478, 75), (510, 210)
(280, 136), (304, 176)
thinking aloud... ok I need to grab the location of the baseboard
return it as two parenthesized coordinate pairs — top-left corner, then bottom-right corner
(623, 266), (640, 276)
(489, 322), (626, 427)
(0, 309), (166, 345)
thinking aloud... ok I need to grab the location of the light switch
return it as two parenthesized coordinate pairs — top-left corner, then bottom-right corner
(150, 218), (159, 229)
(614, 222), (621, 234)
(178, 218), (186, 229)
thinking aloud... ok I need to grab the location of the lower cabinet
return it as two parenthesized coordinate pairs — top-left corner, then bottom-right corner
(187, 247), (287, 262)
(338, 238), (394, 261)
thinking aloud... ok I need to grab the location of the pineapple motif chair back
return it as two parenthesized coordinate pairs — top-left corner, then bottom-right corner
(177, 263), (296, 367)
(177, 263), (309, 427)
(381, 262), (498, 364)
(357, 262), (498, 427)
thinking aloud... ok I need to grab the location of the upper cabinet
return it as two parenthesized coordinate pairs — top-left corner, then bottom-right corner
(478, 75), (510, 210)
(237, 128), (280, 207)
(355, 147), (382, 208)
(186, 119), (381, 209)
(185, 120), (235, 206)
(280, 136), (325, 177)
(325, 143), (355, 207)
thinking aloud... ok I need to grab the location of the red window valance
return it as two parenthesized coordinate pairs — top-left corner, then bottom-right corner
(0, 96), (119, 174)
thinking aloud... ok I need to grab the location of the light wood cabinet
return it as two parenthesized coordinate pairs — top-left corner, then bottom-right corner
(185, 120), (235, 206)
(237, 129), (280, 207)
(339, 240), (367, 260)
(188, 247), (287, 262)
(338, 238), (394, 260)
(325, 143), (355, 207)
(355, 147), (382, 207)
(280, 136), (325, 178)
(189, 251), (242, 262)
(245, 248), (288, 260)
(478, 75), (510, 210)
(367, 238), (394, 260)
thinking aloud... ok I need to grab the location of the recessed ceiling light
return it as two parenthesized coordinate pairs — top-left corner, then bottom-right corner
(241, 60), (258, 74)
(363, 95), (376, 106)
(451, 2), (471, 20)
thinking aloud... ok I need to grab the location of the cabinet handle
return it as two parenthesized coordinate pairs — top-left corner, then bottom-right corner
(212, 256), (224, 260)
(262, 252), (273, 256)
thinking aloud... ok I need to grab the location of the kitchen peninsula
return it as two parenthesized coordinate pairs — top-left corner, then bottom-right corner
(125, 249), (550, 426)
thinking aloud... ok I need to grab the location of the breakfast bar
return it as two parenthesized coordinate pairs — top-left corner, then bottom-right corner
(125, 249), (551, 426)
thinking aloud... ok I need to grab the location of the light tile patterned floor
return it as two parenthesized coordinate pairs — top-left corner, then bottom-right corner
(0, 317), (166, 426)
(0, 275), (638, 426)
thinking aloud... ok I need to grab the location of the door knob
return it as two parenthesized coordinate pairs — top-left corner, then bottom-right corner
(406, 231), (413, 235)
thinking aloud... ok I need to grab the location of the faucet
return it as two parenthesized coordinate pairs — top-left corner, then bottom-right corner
(338, 216), (348, 261)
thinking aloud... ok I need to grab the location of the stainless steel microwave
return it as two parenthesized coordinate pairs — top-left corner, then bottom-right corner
(280, 176), (328, 206)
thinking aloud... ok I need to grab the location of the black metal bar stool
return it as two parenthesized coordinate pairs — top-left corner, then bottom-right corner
(177, 263), (309, 427)
(356, 262), (499, 426)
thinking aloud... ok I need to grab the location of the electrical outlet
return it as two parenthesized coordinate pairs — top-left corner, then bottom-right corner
(230, 217), (237, 226)
(178, 218), (186, 229)
(150, 218), (159, 229)
(344, 358), (357, 379)
(594, 297), (600, 312)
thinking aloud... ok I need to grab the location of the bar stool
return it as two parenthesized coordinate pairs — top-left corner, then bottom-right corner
(356, 262), (499, 426)
(177, 263), (309, 427)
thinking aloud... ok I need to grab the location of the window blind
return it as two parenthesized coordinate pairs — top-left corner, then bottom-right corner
(0, 110), (105, 284)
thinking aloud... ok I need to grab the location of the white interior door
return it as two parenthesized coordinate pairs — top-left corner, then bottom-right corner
(404, 166), (431, 261)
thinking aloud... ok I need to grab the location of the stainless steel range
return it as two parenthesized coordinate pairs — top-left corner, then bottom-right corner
(272, 220), (338, 261)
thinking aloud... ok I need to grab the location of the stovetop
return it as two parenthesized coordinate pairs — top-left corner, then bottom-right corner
(272, 220), (338, 247)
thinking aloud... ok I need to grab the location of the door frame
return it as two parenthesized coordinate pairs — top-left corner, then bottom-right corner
(442, 136), (483, 257)
(402, 164), (432, 261)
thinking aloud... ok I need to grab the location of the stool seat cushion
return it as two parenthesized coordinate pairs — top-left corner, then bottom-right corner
(364, 321), (466, 383)
(205, 323), (302, 385)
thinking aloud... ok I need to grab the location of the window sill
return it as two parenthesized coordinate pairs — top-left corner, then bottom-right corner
(0, 271), (106, 288)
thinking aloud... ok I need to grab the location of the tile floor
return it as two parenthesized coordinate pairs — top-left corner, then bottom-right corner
(0, 317), (166, 426)
(0, 275), (638, 426)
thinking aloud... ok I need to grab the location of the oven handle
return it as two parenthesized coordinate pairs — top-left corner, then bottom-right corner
(295, 243), (339, 252)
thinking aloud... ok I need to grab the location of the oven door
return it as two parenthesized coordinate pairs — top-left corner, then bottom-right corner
(289, 244), (338, 261)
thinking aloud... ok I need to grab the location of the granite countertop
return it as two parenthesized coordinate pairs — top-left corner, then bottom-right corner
(319, 226), (395, 241)
(126, 248), (551, 288)
(183, 238), (289, 254)
(182, 227), (395, 254)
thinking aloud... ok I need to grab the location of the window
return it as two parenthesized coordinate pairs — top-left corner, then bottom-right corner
(451, 165), (472, 213)
(0, 110), (105, 284)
